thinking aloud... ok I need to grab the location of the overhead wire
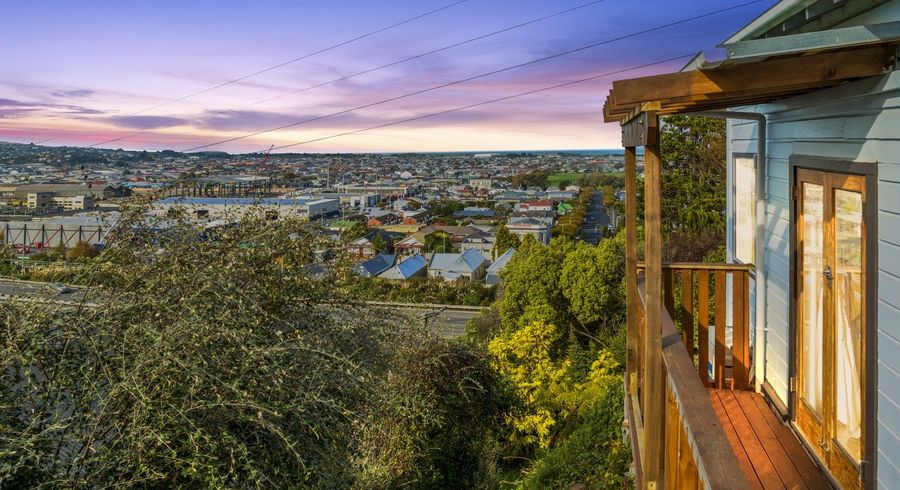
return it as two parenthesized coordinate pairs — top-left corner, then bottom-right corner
(34, 0), (470, 146)
(259, 53), (695, 152)
(251, 0), (611, 106)
(182, 0), (764, 152)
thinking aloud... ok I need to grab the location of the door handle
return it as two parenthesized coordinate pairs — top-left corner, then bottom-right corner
(823, 265), (833, 288)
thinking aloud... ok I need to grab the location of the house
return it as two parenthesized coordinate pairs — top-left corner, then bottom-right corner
(453, 207), (496, 219)
(426, 249), (488, 282)
(345, 230), (404, 260)
(507, 216), (551, 245)
(518, 199), (554, 212)
(469, 178), (493, 190)
(377, 253), (427, 281)
(460, 228), (496, 261)
(393, 225), (482, 256)
(603, 2), (900, 488)
(393, 234), (426, 256)
(353, 254), (396, 278)
(486, 247), (515, 285)
(363, 209), (401, 227)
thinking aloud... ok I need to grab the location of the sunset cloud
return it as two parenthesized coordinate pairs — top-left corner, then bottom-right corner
(0, 0), (773, 152)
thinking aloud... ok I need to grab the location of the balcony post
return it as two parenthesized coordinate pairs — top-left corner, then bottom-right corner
(625, 146), (638, 397)
(642, 111), (665, 489)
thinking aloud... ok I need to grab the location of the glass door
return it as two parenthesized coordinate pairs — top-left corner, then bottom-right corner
(795, 169), (866, 490)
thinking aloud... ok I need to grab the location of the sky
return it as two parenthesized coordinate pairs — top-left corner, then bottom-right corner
(0, 0), (776, 154)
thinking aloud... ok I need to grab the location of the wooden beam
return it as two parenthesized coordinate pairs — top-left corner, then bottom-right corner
(642, 111), (665, 489)
(622, 111), (659, 147)
(625, 146), (639, 398)
(611, 44), (894, 107)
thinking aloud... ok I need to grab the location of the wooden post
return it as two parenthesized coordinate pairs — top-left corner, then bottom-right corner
(625, 146), (639, 397)
(642, 111), (665, 489)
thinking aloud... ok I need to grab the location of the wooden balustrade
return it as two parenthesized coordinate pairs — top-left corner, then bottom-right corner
(627, 265), (753, 489)
(638, 262), (754, 390)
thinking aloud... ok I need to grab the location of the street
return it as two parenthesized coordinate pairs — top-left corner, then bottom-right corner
(0, 279), (481, 338)
(580, 190), (611, 245)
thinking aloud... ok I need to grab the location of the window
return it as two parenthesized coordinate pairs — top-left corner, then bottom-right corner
(733, 155), (756, 264)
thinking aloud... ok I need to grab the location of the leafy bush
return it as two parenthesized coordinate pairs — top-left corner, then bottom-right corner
(518, 377), (630, 490)
(0, 204), (507, 488)
(354, 339), (514, 489)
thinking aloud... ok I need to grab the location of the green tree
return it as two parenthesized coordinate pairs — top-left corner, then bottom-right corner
(638, 115), (727, 261)
(0, 206), (503, 487)
(493, 223), (520, 259)
(67, 240), (98, 259)
(559, 233), (626, 336)
(355, 339), (513, 488)
(371, 232), (391, 253)
(340, 221), (368, 242)
(558, 179), (571, 191)
(498, 236), (574, 331)
(424, 231), (455, 253)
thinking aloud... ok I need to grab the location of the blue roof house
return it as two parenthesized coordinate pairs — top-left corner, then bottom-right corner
(377, 254), (427, 281)
(353, 254), (396, 278)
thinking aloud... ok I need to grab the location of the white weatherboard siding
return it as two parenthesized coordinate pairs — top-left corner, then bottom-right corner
(726, 70), (900, 487)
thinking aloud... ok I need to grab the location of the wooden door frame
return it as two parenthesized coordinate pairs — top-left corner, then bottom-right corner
(788, 154), (878, 487)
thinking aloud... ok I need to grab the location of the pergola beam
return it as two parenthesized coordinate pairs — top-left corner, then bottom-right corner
(604, 43), (896, 122)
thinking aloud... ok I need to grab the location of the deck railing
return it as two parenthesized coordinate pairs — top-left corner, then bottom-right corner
(638, 262), (754, 390)
(627, 263), (753, 489)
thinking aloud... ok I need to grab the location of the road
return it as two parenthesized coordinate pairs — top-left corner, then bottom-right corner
(0, 279), (482, 338)
(580, 190), (611, 245)
(421, 308), (481, 338)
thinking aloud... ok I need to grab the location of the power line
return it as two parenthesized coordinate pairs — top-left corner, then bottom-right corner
(257, 53), (694, 152)
(252, 0), (611, 106)
(183, 0), (763, 152)
(35, 0), (470, 146)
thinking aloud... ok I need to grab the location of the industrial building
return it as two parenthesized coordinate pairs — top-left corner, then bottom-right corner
(153, 197), (340, 221)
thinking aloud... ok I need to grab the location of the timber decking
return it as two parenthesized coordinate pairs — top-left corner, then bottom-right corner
(708, 388), (832, 489)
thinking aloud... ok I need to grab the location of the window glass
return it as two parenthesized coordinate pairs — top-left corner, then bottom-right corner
(734, 156), (756, 264)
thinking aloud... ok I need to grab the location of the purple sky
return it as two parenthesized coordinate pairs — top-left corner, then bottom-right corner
(0, 0), (774, 153)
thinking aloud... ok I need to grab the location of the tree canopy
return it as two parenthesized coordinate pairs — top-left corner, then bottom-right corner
(0, 205), (510, 488)
(493, 223), (520, 259)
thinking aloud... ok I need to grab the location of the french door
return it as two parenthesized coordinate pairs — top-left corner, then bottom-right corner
(795, 168), (866, 489)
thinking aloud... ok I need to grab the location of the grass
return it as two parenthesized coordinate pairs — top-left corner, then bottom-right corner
(546, 172), (583, 187)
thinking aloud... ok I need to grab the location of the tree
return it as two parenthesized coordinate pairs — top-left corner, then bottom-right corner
(493, 223), (520, 259)
(649, 115), (727, 261)
(498, 236), (574, 331)
(340, 221), (368, 242)
(559, 233), (626, 335)
(355, 339), (513, 488)
(0, 206), (504, 487)
(488, 320), (571, 449)
(558, 179), (571, 191)
(424, 231), (455, 253)
(602, 185), (616, 208)
(371, 232), (391, 253)
(67, 240), (98, 259)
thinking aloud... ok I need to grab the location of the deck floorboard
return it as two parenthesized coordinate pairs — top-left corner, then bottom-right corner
(707, 388), (833, 489)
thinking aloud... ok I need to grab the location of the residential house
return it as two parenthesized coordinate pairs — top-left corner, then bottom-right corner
(377, 253), (427, 281)
(345, 229), (404, 260)
(485, 247), (514, 285)
(603, 2), (900, 488)
(507, 216), (552, 245)
(518, 199), (554, 212)
(353, 254), (396, 278)
(460, 228), (496, 261)
(453, 207), (496, 219)
(393, 224), (482, 256)
(426, 249), (488, 282)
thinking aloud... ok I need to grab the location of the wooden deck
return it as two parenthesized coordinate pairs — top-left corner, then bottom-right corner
(708, 389), (832, 489)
